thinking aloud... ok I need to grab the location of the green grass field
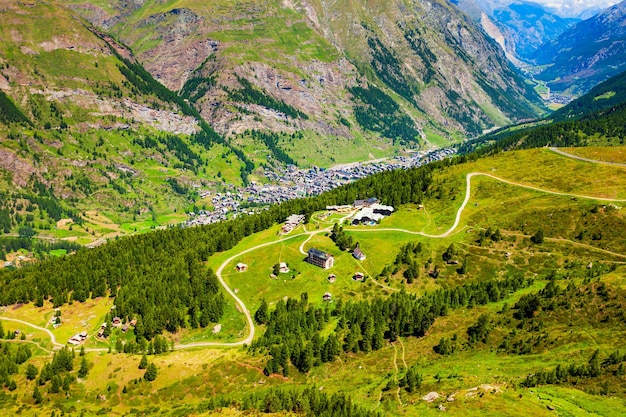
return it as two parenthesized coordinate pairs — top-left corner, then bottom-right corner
(1, 146), (626, 415)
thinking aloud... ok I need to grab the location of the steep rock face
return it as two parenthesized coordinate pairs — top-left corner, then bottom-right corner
(67, 0), (544, 141)
(531, 0), (626, 96)
(453, 0), (579, 62)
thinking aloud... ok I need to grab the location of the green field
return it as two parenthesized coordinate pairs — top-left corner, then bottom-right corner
(3, 145), (625, 415)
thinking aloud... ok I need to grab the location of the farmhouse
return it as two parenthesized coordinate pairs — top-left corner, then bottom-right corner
(281, 214), (305, 234)
(279, 262), (290, 273)
(353, 272), (365, 281)
(323, 292), (332, 302)
(236, 263), (248, 272)
(328, 274), (336, 283)
(353, 246), (366, 261)
(306, 248), (334, 269)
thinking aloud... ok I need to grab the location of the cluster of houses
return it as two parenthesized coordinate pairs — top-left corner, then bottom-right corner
(184, 148), (456, 228)
(96, 317), (137, 339)
(281, 214), (305, 234)
(68, 331), (88, 345)
(351, 203), (394, 225)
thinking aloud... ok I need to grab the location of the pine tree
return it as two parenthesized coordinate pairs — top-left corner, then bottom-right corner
(531, 229), (544, 244)
(26, 363), (38, 380)
(254, 298), (269, 325)
(144, 363), (158, 381)
(78, 356), (89, 378)
(33, 385), (42, 404)
(139, 353), (148, 370)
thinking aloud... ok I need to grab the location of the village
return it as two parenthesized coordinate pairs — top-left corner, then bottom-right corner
(185, 147), (455, 227)
(234, 195), (393, 304)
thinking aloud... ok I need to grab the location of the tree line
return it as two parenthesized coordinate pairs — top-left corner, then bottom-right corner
(253, 273), (532, 375)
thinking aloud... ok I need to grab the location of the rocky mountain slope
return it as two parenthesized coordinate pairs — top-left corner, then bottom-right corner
(0, 0), (545, 238)
(453, 0), (579, 62)
(531, 0), (626, 96)
(64, 0), (544, 139)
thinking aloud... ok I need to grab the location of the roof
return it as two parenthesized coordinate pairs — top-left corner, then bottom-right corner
(308, 247), (332, 260)
(353, 247), (365, 257)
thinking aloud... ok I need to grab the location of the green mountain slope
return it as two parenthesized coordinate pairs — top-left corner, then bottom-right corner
(458, 69), (626, 154)
(0, 138), (625, 415)
(64, 0), (545, 140)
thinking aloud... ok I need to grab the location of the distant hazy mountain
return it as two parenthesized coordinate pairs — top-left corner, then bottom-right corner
(532, 0), (626, 96)
(537, 0), (621, 19)
(452, 0), (579, 62)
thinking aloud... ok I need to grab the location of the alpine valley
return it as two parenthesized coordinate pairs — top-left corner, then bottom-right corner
(0, 0), (625, 416)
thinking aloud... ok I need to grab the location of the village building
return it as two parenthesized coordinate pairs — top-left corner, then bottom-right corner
(353, 246), (366, 261)
(326, 205), (352, 212)
(122, 324), (129, 333)
(327, 274), (336, 283)
(353, 272), (365, 281)
(279, 262), (290, 273)
(351, 203), (394, 225)
(323, 292), (332, 302)
(236, 263), (248, 272)
(306, 248), (334, 269)
(130, 318), (137, 327)
(112, 317), (122, 327)
(281, 214), (305, 234)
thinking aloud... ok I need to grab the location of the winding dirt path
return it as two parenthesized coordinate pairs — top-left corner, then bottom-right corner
(4, 171), (624, 351)
(550, 147), (626, 167)
(0, 317), (64, 349)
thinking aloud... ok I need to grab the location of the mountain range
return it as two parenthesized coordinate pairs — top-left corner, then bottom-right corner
(531, 0), (626, 96)
(0, 0), (546, 230)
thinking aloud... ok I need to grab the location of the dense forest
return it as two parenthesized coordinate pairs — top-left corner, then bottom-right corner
(251, 273), (531, 375)
(349, 84), (420, 144)
(227, 76), (308, 120)
(0, 158), (440, 340)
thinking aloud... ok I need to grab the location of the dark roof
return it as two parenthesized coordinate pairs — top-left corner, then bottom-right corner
(366, 197), (379, 204)
(353, 247), (365, 257)
(308, 247), (331, 260)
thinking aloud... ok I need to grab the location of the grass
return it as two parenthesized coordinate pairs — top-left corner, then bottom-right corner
(2, 146), (626, 415)
(558, 145), (626, 164)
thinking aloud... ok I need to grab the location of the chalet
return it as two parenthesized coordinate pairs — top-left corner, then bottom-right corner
(353, 247), (366, 261)
(236, 263), (248, 272)
(122, 324), (129, 333)
(97, 328), (105, 338)
(282, 214), (305, 234)
(353, 272), (365, 281)
(354, 197), (379, 208)
(306, 248), (334, 269)
(326, 205), (352, 212)
(279, 262), (290, 273)
(79, 331), (88, 340)
(14, 330), (20, 336)
(372, 203), (394, 216)
(130, 318), (137, 327)
(323, 292), (332, 302)
(327, 274), (336, 283)
(112, 317), (122, 327)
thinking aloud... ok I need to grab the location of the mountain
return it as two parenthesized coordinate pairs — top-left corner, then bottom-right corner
(538, 0), (621, 19)
(453, 0), (579, 62)
(64, 0), (544, 140)
(551, 69), (626, 120)
(0, 0), (545, 236)
(531, 0), (626, 97)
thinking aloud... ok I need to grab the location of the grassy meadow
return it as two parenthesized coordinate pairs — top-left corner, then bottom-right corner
(1, 146), (625, 415)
